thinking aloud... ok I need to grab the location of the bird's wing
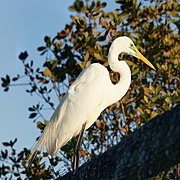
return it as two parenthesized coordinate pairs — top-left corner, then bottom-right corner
(67, 63), (110, 128)
(69, 63), (102, 93)
(28, 63), (109, 160)
(28, 94), (69, 161)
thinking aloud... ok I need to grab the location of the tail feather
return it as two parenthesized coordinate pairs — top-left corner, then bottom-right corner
(27, 121), (57, 165)
(27, 149), (38, 166)
(27, 94), (78, 165)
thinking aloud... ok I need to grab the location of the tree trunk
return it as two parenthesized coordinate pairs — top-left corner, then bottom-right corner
(57, 105), (180, 180)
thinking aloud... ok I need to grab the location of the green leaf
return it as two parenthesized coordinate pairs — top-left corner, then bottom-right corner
(1, 149), (8, 159)
(2, 142), (10, 147)
(37, 46), (46, 51)
(151, 111), (159, 118)
(44, 36), (51, 47)
(144, 95), (149, 103)
(29, 113), (37, 119)
(132, 67), (139, 75)
(101, 2), (107, 8)
(37, 121), (45, 129)
(43, 68), (52, 77)
(12, 77), (19, 81)
(172, 96), (180, 103)
(19, 51), (28, 61)
(28, 107), (35, 111)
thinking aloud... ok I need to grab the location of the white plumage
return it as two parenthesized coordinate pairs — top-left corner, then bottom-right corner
(29, 36), (155, 161)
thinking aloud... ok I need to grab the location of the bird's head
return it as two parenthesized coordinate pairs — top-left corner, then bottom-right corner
(112, 36), (156, 70)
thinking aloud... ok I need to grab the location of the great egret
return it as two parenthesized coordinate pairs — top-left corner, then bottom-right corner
(28, 36), (155, 168)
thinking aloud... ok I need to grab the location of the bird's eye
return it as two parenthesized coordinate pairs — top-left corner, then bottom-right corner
(129, 43), (137, 52)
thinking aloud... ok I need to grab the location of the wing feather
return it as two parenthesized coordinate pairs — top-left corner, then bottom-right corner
(28, 63), (109, 162)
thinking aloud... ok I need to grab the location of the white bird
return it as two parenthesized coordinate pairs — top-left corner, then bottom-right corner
(28, 36), (155, 167)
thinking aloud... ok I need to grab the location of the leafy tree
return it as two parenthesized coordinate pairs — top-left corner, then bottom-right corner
(0, 0), (179, 179)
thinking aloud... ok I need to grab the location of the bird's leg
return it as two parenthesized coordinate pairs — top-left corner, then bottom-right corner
(73, 123), (86, 170)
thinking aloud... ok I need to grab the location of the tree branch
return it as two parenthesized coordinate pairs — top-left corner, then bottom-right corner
(57, 105), (180, 180)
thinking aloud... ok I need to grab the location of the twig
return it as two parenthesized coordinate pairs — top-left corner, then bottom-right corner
(51, 78), (61, 101)
(120, 101), (126, 123)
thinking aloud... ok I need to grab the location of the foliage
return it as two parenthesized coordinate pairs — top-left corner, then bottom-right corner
(1, 0), (179, 179)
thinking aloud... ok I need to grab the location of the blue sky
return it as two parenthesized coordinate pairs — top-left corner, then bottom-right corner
(0, 1), (116, 152)
(0, 0), (72, 151)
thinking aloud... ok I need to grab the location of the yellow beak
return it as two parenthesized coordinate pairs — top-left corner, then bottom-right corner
(136, 50), (156, 70)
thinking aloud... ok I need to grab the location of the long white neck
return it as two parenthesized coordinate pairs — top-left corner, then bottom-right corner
(107, 40), (131, 105)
